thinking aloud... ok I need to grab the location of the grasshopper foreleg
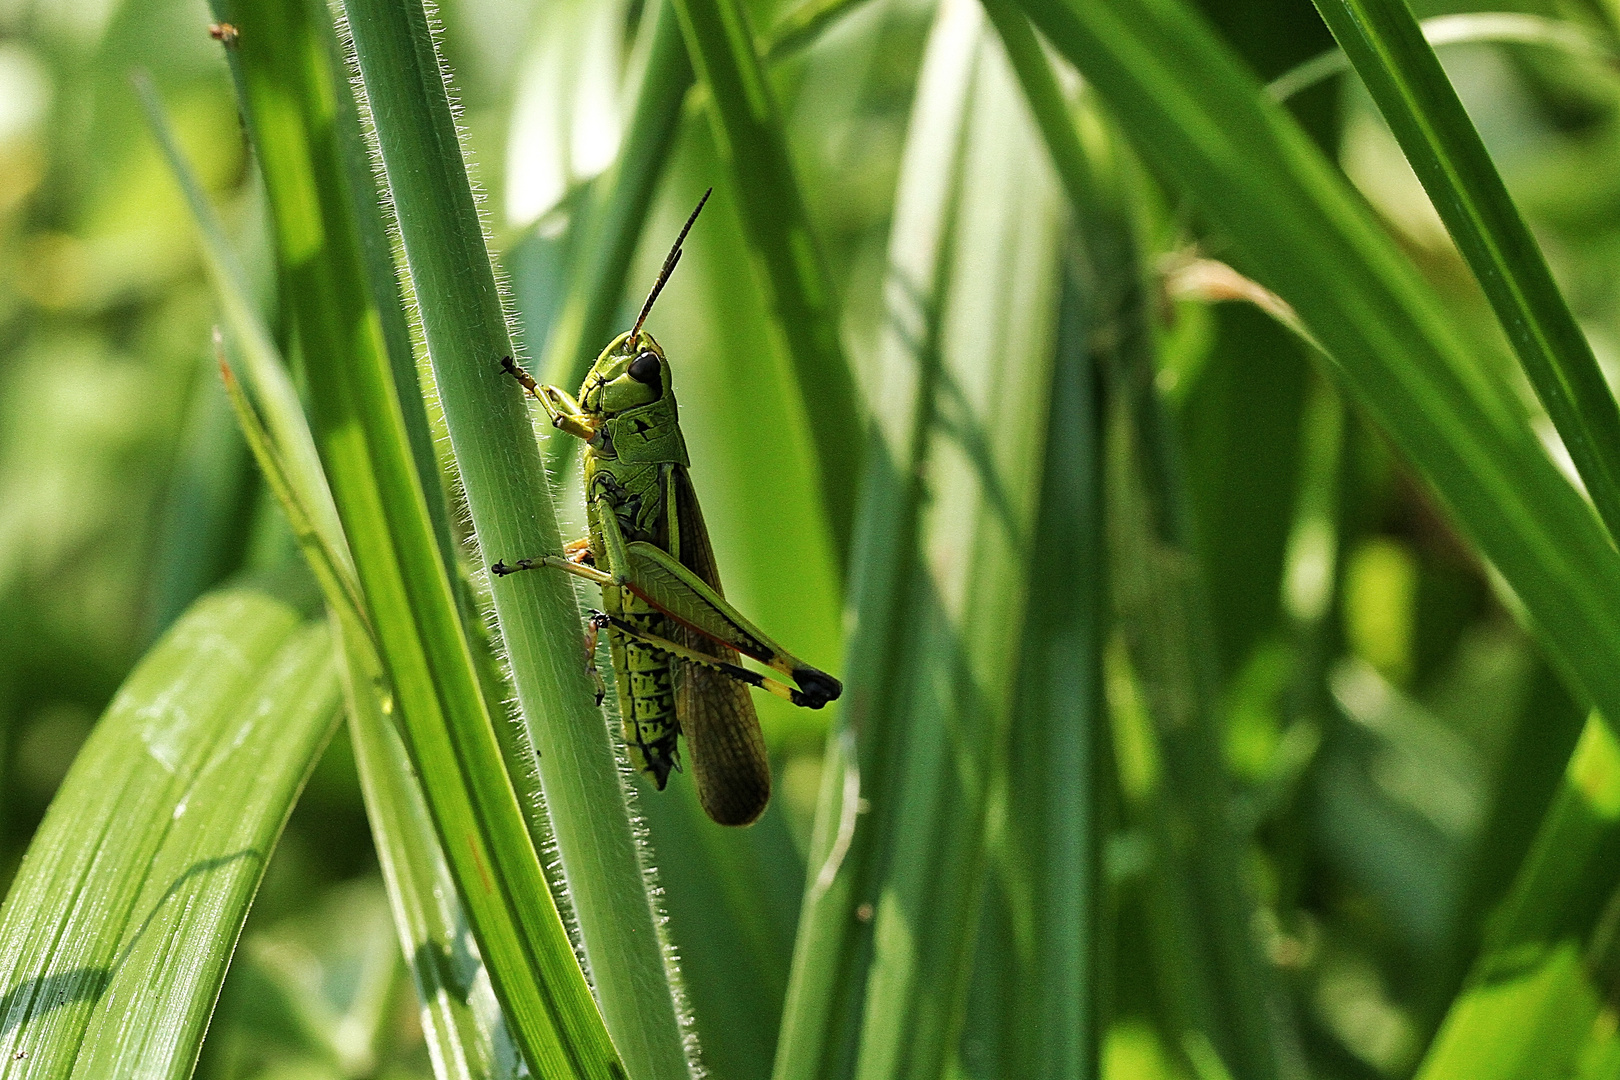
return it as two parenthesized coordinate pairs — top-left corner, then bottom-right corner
(501, 356), (599, 442)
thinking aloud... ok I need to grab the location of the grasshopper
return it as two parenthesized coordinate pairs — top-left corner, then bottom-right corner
(492, 191), (842, 826)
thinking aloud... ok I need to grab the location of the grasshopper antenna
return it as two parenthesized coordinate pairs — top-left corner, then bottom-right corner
(631, 187), (711, 341)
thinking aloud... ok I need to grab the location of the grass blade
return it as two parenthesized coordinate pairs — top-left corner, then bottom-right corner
(773, 3), (981, 1073)
(151, 75), (527, 1079)
(975, 258), (1105, 1080)
(668, 0), (863, 564)
(984, 10), (1293, 1071)
(1309, 0), (1620, 548)
(203, 0), (622, 1072)
(342, 612), (525, 1080)
(1267, 13), (1616, 103)
(537, 0), (693, 404)
(1415, 713), (1620, 1079)
(1014, 0), (1620, 764)
(776, 3), (1072, 1076)
(336, 0), (691, 1076)
(0, 589), (340, 1079)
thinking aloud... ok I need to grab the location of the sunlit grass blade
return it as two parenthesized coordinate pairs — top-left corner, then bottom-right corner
(204, 0), (622, 1073)
(335, 0), (690, 1075)
(0, 589), (340, 1079)
(778, 3), (1071, 1076)
(773, 3), (980, 1074)
(1415, 714), (1620, 1079)
(847, 19), (1066, 1075)
(668, 0), (862, 564)
(1308, 0), (1620, 548)
(1013, 0), (1620, 752)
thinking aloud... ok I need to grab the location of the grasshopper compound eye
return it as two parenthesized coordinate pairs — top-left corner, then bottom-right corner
(628, 352), (661, 385)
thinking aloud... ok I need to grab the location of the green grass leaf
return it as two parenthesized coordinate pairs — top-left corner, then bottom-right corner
(1308, 0), (1620, 549)
(1416, 714), (1620, 1080)
(335, 0), (691, 1075)
(202, 0), (622, 1072)
(775, 4), (1077, 1076)
(668, 0), (863, 566)
(0, 589), (340, 1079)
(1015, 0), (1620, 772)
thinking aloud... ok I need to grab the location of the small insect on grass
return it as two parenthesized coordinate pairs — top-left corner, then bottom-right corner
(493, 190), (842, 826)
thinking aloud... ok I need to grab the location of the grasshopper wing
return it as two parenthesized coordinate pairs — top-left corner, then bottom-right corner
(670, 466), (770, 826)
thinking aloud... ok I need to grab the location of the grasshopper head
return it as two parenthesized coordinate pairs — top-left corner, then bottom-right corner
(580, 331), (670, 419)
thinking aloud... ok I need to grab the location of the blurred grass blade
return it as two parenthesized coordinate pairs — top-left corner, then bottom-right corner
(205, 0), (622, 1073)
(1309, 0), (1620, 548)
(1416, 713), (1620, 1080)
(133, 71), (351, 585)
(778, 2), (1069, 1076)
(1013, 0), (1620, 749)
(669, 0), (862, 565)
(985, 9), (1291, 1070)
(0, 589), (340, 1079)
(764, 0), (877, 60)
(537, 0), (693, 408)
(335, 0), (691, 1075)
(1267, 13), (1617, 102)
(976, 260), (1105, 1079)
(847, 16), (1065, 1076)
(341, 610), (525, 1080)
(774, 2), (980, 1074)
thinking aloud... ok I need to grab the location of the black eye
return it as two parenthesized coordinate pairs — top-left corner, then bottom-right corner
(628, 352), (661, 386)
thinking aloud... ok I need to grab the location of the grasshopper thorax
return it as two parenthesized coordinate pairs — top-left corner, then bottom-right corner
(581, 331), (689, 466)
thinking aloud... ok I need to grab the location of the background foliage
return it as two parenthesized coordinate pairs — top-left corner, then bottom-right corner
(4, 0), (1620, 1076)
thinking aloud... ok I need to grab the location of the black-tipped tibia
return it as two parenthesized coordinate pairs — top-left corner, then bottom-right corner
(792, 668), (843, 709)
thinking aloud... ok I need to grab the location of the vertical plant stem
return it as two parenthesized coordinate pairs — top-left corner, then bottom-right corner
(205, 0), (621, 1072)
(339, 1), (693, 1077)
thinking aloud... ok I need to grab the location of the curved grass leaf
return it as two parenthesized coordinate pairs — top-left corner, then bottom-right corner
(1416, 714), (1620, 1079)
(1267, 13), (1616, 103)
(1308, 0), (1620, 549)
(0, 589), (340, 1079)
(1014, 0), (1620, 760)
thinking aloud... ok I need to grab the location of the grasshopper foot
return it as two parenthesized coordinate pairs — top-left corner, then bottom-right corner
(792, 668), (843, 709)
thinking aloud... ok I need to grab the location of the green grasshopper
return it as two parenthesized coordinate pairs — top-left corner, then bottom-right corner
(492, 191), (842, 826)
